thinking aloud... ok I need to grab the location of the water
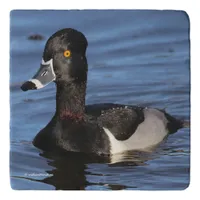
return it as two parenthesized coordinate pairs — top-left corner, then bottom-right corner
(10, 10), (190, 190)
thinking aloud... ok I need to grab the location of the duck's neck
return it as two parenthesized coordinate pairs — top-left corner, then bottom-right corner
(55, 81), (86, 120)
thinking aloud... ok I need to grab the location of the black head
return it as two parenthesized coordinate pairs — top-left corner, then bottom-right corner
(21, 28), (88, 91)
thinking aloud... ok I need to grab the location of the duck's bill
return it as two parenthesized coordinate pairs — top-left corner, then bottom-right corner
(21, 59), (56, 91)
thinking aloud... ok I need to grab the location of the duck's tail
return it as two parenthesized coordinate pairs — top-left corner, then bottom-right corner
(182, 120), (190, 128)
(163, 111), (190, 134)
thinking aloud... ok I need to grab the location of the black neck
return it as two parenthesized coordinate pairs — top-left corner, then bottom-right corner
(55, 81), (86, 120)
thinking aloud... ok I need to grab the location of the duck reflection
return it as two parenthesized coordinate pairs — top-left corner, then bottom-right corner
(35, 148), (156, 190)
(39, 151), (109, 190)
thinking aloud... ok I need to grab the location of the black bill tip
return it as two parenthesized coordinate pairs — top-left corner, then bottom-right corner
(21, 81), (36, 91)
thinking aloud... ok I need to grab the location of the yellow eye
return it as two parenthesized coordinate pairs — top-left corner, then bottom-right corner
(63, 50), (71, 58)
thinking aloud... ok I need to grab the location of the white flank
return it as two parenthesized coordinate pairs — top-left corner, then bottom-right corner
(103, 108), (168, 155)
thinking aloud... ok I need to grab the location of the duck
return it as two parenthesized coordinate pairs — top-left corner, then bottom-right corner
(21, 28), (189, 156)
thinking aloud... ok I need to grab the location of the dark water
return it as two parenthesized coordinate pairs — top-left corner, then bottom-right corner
(10, 10), (190, 190)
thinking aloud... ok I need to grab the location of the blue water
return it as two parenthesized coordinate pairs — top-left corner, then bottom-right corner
(10, 10), (190, 190)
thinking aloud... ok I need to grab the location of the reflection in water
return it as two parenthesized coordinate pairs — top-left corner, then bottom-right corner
(19, 149), (156, 190)
(110, 150), (154, 166)
(11, 140), (189, 190)
(40, 151), (109, 190)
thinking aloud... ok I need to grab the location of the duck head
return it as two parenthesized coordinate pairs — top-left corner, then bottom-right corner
(21, 28), (88, 91)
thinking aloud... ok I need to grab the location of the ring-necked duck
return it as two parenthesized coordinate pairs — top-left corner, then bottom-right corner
(21, 28), (189, 155)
